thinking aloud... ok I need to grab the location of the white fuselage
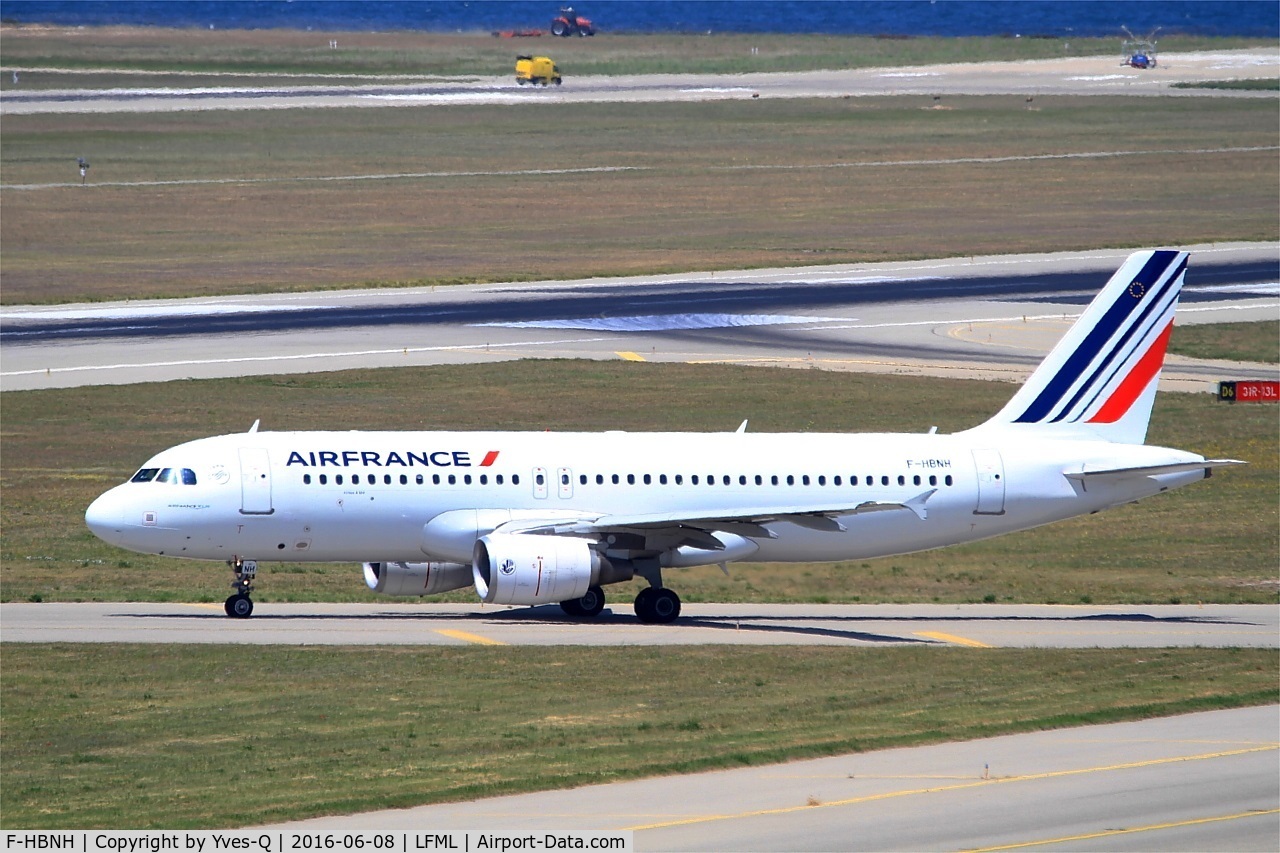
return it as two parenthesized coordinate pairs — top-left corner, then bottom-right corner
(85, 429), (1207, 567)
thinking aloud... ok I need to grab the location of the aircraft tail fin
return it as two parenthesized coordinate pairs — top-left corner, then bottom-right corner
(972, 250), (1187, 445)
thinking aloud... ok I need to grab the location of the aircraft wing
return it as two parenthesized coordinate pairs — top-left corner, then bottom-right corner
(499, 489), (938, 544)
(1064, 459), (1246, 482)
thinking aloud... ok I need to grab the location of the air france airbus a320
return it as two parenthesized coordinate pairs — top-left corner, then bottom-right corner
(86, 250), (1241, 622)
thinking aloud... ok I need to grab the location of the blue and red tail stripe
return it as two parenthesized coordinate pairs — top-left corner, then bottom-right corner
(1087, 320), (1174, 424)
(1012, 250), (1185, 425)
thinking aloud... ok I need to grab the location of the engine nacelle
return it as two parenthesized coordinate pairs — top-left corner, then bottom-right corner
(363, 561), (472, 597)
(472, 533), (599, 605)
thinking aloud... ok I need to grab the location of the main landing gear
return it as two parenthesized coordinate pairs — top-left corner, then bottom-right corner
(559, 585), (606, 618)
(634, 587), (681, 623)
(224, 557), (257, 618)
(632, 559), (680, 624)
(556, 581), (682, 624)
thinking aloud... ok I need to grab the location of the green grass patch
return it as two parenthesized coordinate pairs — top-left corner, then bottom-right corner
(1172, 78), (1280, 91)
(2, 360), (1275, 606)
(1171, 320), (1278, 363)
(1, 643), (1275, 828)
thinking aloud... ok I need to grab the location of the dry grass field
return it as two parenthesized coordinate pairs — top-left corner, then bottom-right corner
(2, 360), (1274, 607)
(2, 643), (1275, 829)
(2, 97), (1277, 304)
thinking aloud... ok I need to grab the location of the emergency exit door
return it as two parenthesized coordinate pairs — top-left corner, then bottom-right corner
(239, 447), (274, 515)
(972, 448), (1006, 515)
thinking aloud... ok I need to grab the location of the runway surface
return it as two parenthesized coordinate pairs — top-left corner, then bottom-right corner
(3, 601), (1276, 648)
(4, 50), (1277, 115)
(2, 244), (1276, 392)
(255, 705), (1280, 852)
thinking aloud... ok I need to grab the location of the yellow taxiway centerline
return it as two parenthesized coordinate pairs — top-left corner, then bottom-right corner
(434, 628), (508, 646)
(914, 630), (994, 648)
(969, 808), (1280, 851)
(623, 746), (1278, 832)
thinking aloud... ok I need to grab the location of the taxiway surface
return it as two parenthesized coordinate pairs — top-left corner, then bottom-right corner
(256, 705), (1280, 852)
(4, 50), (1277, 115)
(3, 602), (1276, 648)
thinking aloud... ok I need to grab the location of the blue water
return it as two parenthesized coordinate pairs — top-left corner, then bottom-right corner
(1, 1), (1276, 38)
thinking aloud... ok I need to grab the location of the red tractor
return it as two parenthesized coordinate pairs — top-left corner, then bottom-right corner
(551, 6), (595, 36)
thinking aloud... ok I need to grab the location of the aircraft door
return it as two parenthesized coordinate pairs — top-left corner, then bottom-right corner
(972, 448), (1006, 515)
(557, 467), (573, 499)
(239, 447), (274, 515)
(532, 466), (549, 499)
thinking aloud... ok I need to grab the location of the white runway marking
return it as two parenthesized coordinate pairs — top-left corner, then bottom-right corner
(0, 337), (610, 378)
(4, 147), (1273, 191)
(1193, 282), (1280, 296)
(0, 302), (331, 321)
(477, 313), (847, 332)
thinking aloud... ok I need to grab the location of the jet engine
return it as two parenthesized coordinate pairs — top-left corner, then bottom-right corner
(363, 561), (473, 596)
(472, 533), (599, 605)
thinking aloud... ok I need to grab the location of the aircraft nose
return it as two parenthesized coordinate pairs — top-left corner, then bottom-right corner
(85, 490), (124, 545)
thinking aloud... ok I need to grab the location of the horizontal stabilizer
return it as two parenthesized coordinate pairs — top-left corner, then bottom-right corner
(1065, 459), (1246, 482)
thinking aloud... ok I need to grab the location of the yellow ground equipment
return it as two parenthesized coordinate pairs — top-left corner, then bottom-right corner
(515, 55), (562, 86)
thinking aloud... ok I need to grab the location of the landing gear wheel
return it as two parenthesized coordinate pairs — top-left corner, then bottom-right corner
(578, 585), (605, 617)
(649, 588), (681, 623)
(560, 585), (605, 618)
(226, 558), (258, 619)
(635, 588), (681, 624)
(634, 587), (655, 622)
(225, 593), (253, 619)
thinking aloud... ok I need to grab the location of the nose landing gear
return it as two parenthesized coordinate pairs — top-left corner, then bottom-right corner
(224, 558), (257, 618)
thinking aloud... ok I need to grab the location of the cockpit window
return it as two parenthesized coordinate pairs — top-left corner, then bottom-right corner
(140, 467), (197, 485)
